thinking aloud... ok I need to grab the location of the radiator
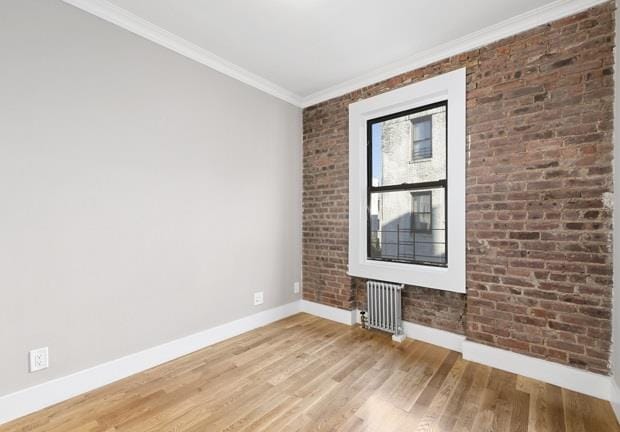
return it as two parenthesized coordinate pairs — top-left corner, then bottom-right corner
(366, 280), (405, 342)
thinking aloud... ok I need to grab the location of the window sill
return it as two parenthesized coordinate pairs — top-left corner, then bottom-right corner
(347, 258), (464, 294)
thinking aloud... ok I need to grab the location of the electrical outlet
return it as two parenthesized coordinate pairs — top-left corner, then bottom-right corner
(293, 282), (300, 294)
(29, 347), (49, 372)
(253, 291), (264, 306)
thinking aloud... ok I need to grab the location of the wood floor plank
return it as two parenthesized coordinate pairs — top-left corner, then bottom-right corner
(450, 363), (493, 432)
(410, 355), (468, 431)
(1, 313), (618, 432)
(509, 389), (531, 432)
(433, 361), (478, 429)
(576, 389), (619, 432)
(563, 390), (587, 432)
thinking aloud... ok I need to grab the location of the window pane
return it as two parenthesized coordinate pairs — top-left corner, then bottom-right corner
(370, 104), (446, 186)
(369, 188), (446, 265)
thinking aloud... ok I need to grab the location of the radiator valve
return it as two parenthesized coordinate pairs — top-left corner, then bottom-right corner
(360, 311), (368, 329)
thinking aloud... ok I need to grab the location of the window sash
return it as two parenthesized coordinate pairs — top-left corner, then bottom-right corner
(369, 179), (446, 194)
(366, 186), (448, 268)
(366, 100), (448, 268)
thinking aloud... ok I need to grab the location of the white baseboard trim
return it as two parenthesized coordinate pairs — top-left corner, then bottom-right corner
(402, 321), (466, 353)
(462, 340), (612, 401)
(610, 379), (620, 422)
(2, 300), (617, 425)
(0, 300), (301, 426)
(300, 300), (356, 325)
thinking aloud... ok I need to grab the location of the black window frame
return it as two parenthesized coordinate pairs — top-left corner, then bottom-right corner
(366, 100), (448, 268)
(411, 115), (433, 161)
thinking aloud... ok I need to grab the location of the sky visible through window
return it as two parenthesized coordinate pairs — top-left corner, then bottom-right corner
(371, 122), (382, 186)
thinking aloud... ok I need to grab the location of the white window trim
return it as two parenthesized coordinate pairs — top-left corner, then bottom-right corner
(348, 68), (466, 294)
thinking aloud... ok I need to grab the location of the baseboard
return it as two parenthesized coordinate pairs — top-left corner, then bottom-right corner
(300, 300), (356, 325)
(462, 340), (612, 401)
(402, 321), (466, 353)
(2, 300), (616, 425)
(0, 300), (301, 426)
(610, 379), (620, 422)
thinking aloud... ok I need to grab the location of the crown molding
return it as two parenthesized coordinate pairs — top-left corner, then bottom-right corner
(61, 0), (303, 107)
(63, 0), (608, 109)
(299, 0), (609, 107)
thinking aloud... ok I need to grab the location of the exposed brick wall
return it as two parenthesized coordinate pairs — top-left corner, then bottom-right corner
(302, 2), (614, 374)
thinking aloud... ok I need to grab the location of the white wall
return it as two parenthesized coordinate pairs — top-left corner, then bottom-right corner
(0, 0), (302, 396)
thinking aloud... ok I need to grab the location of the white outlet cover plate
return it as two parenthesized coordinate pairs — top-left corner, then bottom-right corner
(253, 292), (264, 306)
(29, 347), (49, 372)
(294, 282), (300, 294)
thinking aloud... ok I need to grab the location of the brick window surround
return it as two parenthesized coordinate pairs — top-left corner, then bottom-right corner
(302, 2), (614, 375)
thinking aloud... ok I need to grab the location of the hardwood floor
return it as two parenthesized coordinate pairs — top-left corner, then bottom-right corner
(2, 313), (618, 432)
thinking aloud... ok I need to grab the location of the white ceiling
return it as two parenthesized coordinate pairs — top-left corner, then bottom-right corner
(66, 0), (605, 106)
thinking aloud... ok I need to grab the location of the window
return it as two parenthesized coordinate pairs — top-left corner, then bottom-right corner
(412, 191), (432, 232)
(412, 116), (432, 161)
(348, 68), (466, 293)
(367, 102), (447, 267)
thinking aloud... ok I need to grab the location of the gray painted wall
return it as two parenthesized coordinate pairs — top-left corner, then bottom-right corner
(0, 0), (302, 395)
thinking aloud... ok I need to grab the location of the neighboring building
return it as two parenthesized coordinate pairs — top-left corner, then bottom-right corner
(370, 104), (447, 264)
